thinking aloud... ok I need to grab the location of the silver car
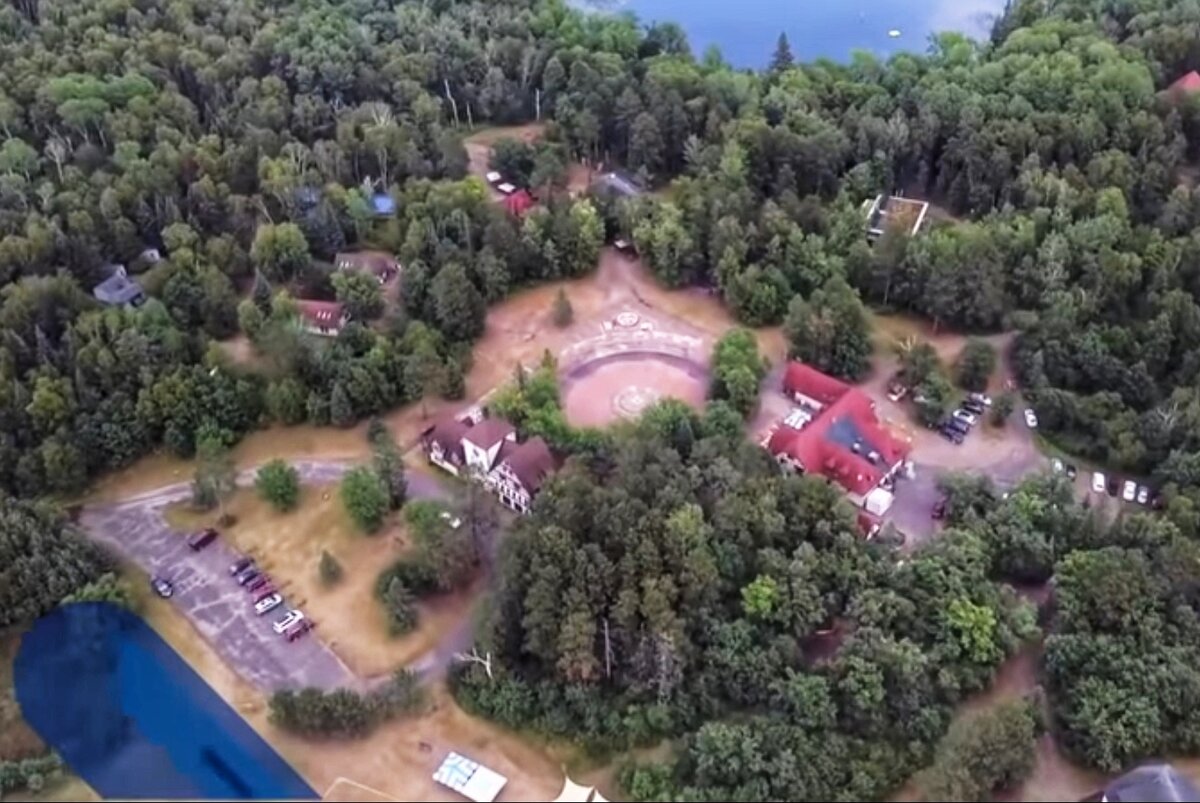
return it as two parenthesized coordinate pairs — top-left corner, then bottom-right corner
(254, 593), (283, 616)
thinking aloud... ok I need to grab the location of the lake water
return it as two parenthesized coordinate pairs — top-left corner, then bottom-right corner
(15, 603), (317, 800)
(577, 0), (1009, 67)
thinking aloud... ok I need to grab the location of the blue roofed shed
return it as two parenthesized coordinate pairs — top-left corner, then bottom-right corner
(371, 192), (396, 217)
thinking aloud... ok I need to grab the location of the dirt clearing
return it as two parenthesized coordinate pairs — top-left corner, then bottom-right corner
(562, 353), (708, 427)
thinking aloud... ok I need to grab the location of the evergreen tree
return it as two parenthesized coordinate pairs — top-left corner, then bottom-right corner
(552, 288), (573, 327)
(769, 32), (794, 74)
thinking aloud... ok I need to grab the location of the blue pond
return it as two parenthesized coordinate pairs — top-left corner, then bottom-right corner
(14, 602), (317, 800)
(577, 0), (1009, 67)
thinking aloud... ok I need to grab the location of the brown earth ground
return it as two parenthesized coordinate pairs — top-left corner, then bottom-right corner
(562, 354), (708, 428)
(464, 124), (594, 197)
(161, 482), (476, 680)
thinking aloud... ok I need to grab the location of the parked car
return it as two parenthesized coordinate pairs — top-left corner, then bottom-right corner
(1122, 480), (1137, 502)
(945, 416), (971, 434)
(187, 528), (218, 551)
(285, 620), (314, 642)
(931, 500), (947, 520)
(272, 610), (304, 634)
(962, 400), (986, 415)
(253, 585), (277, 604)
(1066, 463), (1078, 480)
(245, 575), (269, 593)
(1091, 472), (1106, 493)
(952, 409), (978, 427)
(229, 557), (253, 576)
(968, 393), (993, 407)
(1152, 493), (1166, 510)
(236, 568), (260, 587)
(151, 576), (173, 598)
(1107, 477), (1120, 496)
(939, 428), (964, 444)
(1023, 408), (1039, 428)
(1137, 485), (1150, 506)
(254, 594), (283, 616)
(1052, 458), (1064, 474)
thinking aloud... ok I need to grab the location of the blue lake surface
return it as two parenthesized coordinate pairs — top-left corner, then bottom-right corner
(578, 0), (1010, 67)
(14, 602), (317, 801)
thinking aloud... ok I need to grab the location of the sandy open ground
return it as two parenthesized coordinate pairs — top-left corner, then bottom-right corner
(562, 353), (708, 427)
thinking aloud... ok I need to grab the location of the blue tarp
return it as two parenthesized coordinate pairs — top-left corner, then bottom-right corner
(15, 602), (317, 801)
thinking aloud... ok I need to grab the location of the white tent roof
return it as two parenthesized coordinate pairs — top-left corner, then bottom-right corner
(592, 791), (610, 802)
(553, 777), (594, 802)
(863, 486), (895, 516)
(485, 171), (502, 183)
(433, 752), (509, 803)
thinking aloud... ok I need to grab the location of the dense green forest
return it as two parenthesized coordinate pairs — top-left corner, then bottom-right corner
(6, 0), (1200, 797)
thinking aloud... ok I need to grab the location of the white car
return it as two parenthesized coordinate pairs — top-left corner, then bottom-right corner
(255, 593), (283, 616)
(1091, 472), (1106, 494)
(968, 392), (993, 407)
(952, 409), (978, 426)
(1024, 408), (1038, 428)
(1052, 458), (1064, 474)
(272, 610), (304, 634)
(1136, 486), (1150, 506)
(1122, 480), (1137, 502)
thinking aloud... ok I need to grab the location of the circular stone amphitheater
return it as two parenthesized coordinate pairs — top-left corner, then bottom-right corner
(559, 311), (710, 428)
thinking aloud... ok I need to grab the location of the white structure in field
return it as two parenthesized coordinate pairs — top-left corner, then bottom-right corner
(433, 753), (508, 803)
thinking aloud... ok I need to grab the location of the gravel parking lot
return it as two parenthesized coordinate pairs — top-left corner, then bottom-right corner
(78, 465), (358, 693)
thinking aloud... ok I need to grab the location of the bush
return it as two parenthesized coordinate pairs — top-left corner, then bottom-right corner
(955, 338), (997, 392)
(268, 671), (423, 738)
(380, 576), (418, 634)
(318, 550), (343, 586)
(918, 700), (1038, 801)
(0, 753), (62, 794)
(340, 467), (389, 532)
(377, 557), (439, 597)
(256, 459), (300, 511)
(991, 392), (1015, 426)
(60, 572), (138, 611)
(552, 288), (573, 327)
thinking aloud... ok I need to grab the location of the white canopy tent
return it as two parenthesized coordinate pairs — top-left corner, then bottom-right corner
(863, 486), (895, 517)
(553, 777), (594, 802)
(592, 791), (610, 802)
(433, 752), (509, 803)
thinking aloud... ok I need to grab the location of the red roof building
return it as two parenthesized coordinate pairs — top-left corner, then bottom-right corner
(770, 362), (911, 505)
(296, 300), (348, 337)
(1168, 71), (1200, 99)
(503, 189), (535, 217)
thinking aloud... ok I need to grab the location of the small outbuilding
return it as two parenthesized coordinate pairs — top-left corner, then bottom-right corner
(432, 752), (508, 803)
(92, 265), (146, 308)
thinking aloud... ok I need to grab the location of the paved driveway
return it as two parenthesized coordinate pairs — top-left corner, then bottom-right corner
(78, 459), (460, 693)
(80, 495), (357, 693)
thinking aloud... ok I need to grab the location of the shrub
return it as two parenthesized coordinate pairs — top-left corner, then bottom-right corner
(955, 338), (997, 392)
(256, 459), (300, 511)
(340, 467), (389, 532)
(552, 288), (573, 327)
(318, 550), (343, 586)
(380, 576), (418, 634)
(268, 671), (423, 738)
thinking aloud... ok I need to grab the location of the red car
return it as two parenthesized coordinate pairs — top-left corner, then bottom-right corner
(245, 574), (269, 593)
(187, 528), (218, 551)
(285, 620), (314, 642)
(252, 585), (277, 603)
